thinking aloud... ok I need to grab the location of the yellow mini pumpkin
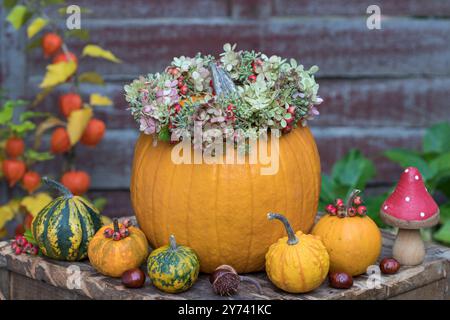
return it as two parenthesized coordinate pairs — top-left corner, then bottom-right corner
(88, 218), (149, 277)
(312, 190), (382, 276)
(265, 213), (329, 293)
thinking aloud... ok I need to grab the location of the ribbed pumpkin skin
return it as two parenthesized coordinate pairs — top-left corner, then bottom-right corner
(265, 231), (329, 293)
(88, 224), (149, 277)
(131, 127), (321, 273)
(147, 244), (200, 293)
(312, 215), (382, 276)
(32, 196), (102, 261)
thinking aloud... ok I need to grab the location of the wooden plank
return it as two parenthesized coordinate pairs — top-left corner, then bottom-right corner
(73, 0), (230, 18)
(0, 268), (10, 300)
(389, 278), (448, 300)
(28, 77), (450, 130)
(272, 0), (450, 17)
(9, 272), (89, 300)
(0, 229), (448, 300)
(26, 18), (450, 78)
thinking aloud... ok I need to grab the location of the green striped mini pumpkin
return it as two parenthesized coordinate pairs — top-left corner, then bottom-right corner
(147, 235), (200, 293)
(32, 177), (102, 261)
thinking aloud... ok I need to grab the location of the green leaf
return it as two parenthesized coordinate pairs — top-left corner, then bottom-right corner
(384, 148), (435, 180)
(9, 121), (36, 134)
(423, 122), (450, 154)
(25, 149), (54, 161)
(319, 174), (335, 206)
(19, 111), (51, 122)
(78, 72), (104, 85)
(429, 152), (450, 174)
(24, 229), (37, 246)
(92, 197), (107, 212)
(331, 149), (375, 190)
(0, 101), (15, 124)
(6, 5), (30, 29)
(158, 126), (170, 142)
(3, 0), (18, 10)
(64, 29), (90, 41)
(365, 193), (389, 228)
(439, 202), (450, 224)
(433, 220), (450, 245)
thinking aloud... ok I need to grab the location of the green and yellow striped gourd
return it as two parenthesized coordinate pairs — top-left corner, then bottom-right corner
(32, 177), (102, 261)
(147, 235), (200, 293)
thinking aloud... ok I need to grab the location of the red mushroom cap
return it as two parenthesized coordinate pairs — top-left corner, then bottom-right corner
(380, 167), (439, 229)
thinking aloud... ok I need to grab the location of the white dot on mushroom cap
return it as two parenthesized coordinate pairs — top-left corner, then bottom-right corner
(405, 196), (411, 202)
(405, 168), (409, 173)
(420, 212), (425, 218)
(415, 175), (420, 180)
(384, 205), (388, 210)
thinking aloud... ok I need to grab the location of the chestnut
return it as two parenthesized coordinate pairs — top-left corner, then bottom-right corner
(121, 268), (146, 288)
(329, 272), (353, 289)
(380, 258), (400, 274)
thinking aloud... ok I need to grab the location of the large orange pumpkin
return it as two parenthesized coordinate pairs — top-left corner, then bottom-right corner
(130, 127), (321, 273)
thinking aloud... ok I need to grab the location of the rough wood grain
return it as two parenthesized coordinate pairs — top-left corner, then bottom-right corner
(0, 227), (448, 300)
(26, 18), (450, 78)
(28, 77), (450, 130)
(272, 0), (450, 17)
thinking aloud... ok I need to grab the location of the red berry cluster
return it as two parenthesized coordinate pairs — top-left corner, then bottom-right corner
(325, 190), (367, 218)
(247, 59), (263, 83)
(282, 105), (296, 134)
(11, 235), (39, 255)
(226, 104), (236, 122)
(104, 219), (132, 241)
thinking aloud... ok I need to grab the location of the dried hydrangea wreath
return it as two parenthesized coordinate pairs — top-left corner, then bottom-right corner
(124, 43), (322, 151)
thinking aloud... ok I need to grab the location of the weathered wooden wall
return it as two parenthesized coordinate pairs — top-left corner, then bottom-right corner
(2, 0), (450, 216)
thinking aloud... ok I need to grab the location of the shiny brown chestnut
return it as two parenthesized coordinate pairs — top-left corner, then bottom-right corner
(380, 258), (400, 274)
(329, 272), (353, 289)
(121, 268), (146, 288)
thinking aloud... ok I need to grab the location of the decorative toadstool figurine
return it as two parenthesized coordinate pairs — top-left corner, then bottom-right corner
(380, 167), (440, 266)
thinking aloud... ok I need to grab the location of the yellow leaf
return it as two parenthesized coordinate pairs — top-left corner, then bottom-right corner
(82, 44), (122, 63)
(33, 117), (66, 149)
(78, 72), (104, 85)
(90, 93), (112, 106)
(0, 199), (21, 229)
(20, 193), (53, 217)
(0, 228), (7, 239)
(39, 61), (77, 88)
(67, 107), (93, 145)
(27, 17), (48, 38)
(101, 215), (112, 226)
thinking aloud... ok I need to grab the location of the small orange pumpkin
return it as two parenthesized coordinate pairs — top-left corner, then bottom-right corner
(88, 218), (149, 277)
(312, 190), (382, 276)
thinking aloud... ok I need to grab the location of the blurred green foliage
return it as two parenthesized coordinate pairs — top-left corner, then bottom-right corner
(320, 122), (450, 245)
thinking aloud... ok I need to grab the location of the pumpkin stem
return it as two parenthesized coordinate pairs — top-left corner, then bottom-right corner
(346, 189), (361, 212)
(267, 213), (299, 245)
(42, 176), (73, 199)
(113, 219), (120, 233)
(169, 234), (177, 251)
(240, 276), (263, 295)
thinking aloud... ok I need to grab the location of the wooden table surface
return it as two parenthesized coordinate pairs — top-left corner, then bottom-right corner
(0, 224), (449, 300)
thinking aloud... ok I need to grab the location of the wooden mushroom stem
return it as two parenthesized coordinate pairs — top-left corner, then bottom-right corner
(393, 229), (425, 266)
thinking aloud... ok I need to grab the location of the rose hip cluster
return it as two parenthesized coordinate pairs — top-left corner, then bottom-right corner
(325, 192), (367, 218)
(104, 218), (132, 241)
(11, 235), (39, 255)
